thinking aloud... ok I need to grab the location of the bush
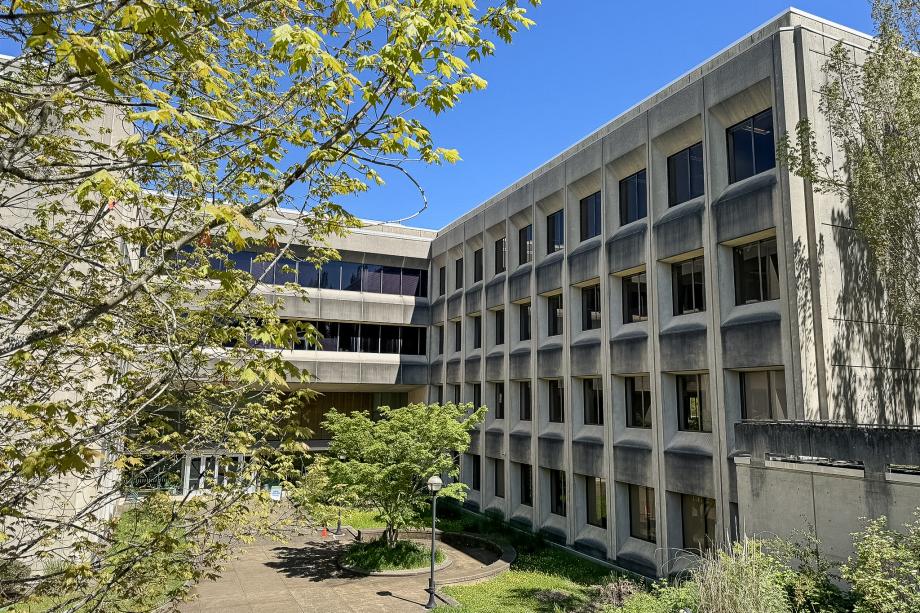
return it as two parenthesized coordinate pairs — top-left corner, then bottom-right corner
(342, 538), (444, 572)
(770, 528), (854, 613)
(0, 560), (31, 604)
(618, 581), (698, 613)
(843, 514), (920, 613)
(693, 538), (790, 613)
(581, 577), (644, 611)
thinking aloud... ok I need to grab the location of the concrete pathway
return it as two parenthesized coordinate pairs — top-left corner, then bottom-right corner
(179, 532), (498, 612)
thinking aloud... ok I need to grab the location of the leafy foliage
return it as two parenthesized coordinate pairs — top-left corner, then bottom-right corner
(299, 402), (485, 546)
(0, 0), (536, 607)
(780, 0), (920, 334)
(342, 537), (443, 571)
(842, 513), (920, 613)
(692, 538), (790, 613)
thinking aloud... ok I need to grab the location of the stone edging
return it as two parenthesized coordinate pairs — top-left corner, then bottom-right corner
(437, 532), (516, 585)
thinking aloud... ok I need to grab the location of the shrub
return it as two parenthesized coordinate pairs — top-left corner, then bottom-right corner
(770, 527), (854, 613)
(0, 560), (30, 604)
(580, 577), (645, 611)
(843, 514), (920, 613)
(342, 538), (444, 572)
(618, 581), (698, 613)
(693, 538), (790, 613)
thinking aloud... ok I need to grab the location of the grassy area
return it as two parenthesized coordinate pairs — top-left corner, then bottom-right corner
(444, 546), (616, 612)
(342, 538), (445, 571)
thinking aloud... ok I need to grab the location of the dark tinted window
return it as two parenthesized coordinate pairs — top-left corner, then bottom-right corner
(582, 285), (601, 331)
(380, 325), (400, 354)
(493, 458), (504, 498)
(473, 248), (483, 282)
(682, 494), (716, 553)
(741, 370), (787, 420)
(381, 266), (401, 294)
(583, 378), (603, 425)
(626, 376), (652, 428)
(316, 321), (338, 351)
(547, 294), (563, 336)
(667, 142), (704, 206)
(495, 237), (506, 274)
(727, 109), (775, 183)
(629, 484), (656, 542)
(673, 256), (706, 315)
(341, 262), (362, 291)
(677, 373), (711, 432)
(298, 262), (319, 287)
(494, 309), (505, 345)
(579, 191), (602, 241)
(494, 383), (505, 419)
(548, 379), (564, 423)
(227, 251), (253, 273)
(362, 264), (383, 293)
(519, 303), (532, 341)
(586, 476), (607, 528)
(550, 469), (566, 516)
(472, 316), (482, 349)
(455, 258), (463, 290)
(546, 210), (564, 254)
(439, 266), (446, 295)
(520, 463), (533, 506)
(436, 325), (444, 355)
(453, 320), (462, 352)
(519, 224), (534, 264)
(733, 237), (779, 305)
(470, 454), (481, 491)
(339, 322), (360, 352)
(360, 324), (380, 353)
(619, 169), (647, 225)
(519, 381), (532, 420)
(623, 272), (648, 323)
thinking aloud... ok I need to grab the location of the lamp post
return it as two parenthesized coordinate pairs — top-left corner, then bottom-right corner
(424, 474), (443, 610)
(335, 454), (346, 536)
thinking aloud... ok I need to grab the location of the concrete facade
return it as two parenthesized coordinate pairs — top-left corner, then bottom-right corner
(170, 9), (920, 575)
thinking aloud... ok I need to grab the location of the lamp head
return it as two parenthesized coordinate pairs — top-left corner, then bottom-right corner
(426, 474), (443, 493)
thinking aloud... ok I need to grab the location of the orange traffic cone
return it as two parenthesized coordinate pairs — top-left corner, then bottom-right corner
(321, 527), (327, 538)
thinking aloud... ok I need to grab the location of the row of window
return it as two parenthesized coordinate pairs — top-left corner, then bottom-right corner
(435, 109), (776, 294)
(276, 321), (427, 355)
(441, 369), (787, 427)
(466, 458), (716, 551)
(197, 250), (430, 297)
(435, 237), (779, 353)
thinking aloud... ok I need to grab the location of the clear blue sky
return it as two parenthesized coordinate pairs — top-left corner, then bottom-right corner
(347, 1), (874, 230)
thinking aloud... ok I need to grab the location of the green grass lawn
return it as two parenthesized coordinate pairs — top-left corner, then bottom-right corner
(444, 546), (616, 612)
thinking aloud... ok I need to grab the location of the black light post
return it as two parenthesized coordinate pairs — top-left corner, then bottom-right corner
(335, 454), (346, 536)
(424, 474), (443, 610)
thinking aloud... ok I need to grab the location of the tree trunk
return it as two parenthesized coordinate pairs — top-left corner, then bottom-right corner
(383, 525), (398, 547)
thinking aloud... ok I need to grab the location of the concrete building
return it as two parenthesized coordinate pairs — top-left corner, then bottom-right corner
(165, 8), (920, 576)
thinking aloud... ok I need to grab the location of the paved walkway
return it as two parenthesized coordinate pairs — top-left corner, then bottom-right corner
(179, 532), (498, 612)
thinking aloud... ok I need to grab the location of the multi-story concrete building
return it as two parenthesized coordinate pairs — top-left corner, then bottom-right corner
(162, 8), (920, 577)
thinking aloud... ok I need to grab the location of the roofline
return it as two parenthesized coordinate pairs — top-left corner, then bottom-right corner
(433, 6), (875, 235)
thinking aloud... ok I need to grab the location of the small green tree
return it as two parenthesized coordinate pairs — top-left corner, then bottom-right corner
(315, 402), (485, 546)
(843, 513), (920, 613)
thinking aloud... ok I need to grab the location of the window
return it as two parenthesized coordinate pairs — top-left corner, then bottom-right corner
(473, 248), (483, 282)
(673, 256), (705, 315)
(619, 169), (647, 225)
(472, 316), (482, 350)
(579, 191), (602, 241)
(548, 379), (564, 423)
(469, 454), (481, 491)
(495, 237), (507, 274)
(550, 469), (566, 516)
(494, 309), (505, 345)
(436, 325), (444, 355)
(453, 320), (462, 352)
(437, 386), (444, 405)
(451, 384), (461, 404)
(582, 285), (601, 331)
(473, 383), (481, 409)
(623, 272), (648, 323)
(362, 264), (383, 293)
(628, 484), (656, 542)
(401, 268), (428, 297)
(339, 322), (360, 352)
(741, 370), (787, 420)
(519, 302), (532, 341)
(493, 459), (505, 498)
(677, 374), (711, 432)
(519, 381), (532, 421)
(400, 327), (425, 356)
(520, 463), (533, 506)
(298, 262), (319, 288)
(360, 324), (380, 353)
(733, 237), (779, 305)
(519, 224), (534, 265)
(547, 294), (563, 337)
(546, 210), (564, 254)
(320, 261), (342, 289)
(667, 141), (704, 206)
(301, 321), (426, 355)
(341, 262), (362, 291)
(583, 378), (603, 425)
(626, 376), (652, 428)
(439, 266), (446, 296)
(585, 476), (607, 528)
(681, 494), (716, 553)
(455, 258), (464, 290)
(494, 382), (505, 419)
(379, 325), (399, 353)
(727, 108), (775, 183)
(316, 321), (339, 351)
